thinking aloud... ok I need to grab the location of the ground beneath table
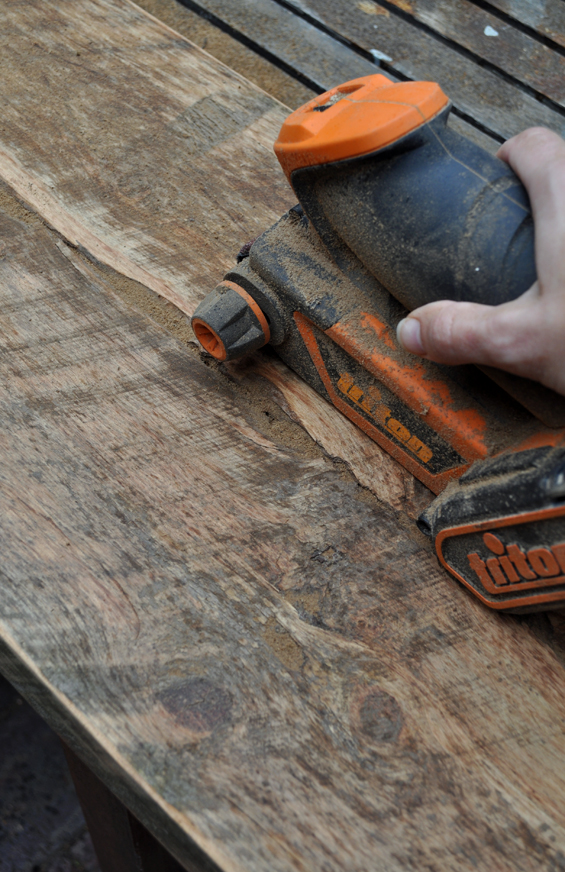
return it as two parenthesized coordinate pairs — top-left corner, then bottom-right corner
(0, 675), (100, 872)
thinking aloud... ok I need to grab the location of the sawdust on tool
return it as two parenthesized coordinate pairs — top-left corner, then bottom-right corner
(254, 200), (546, 465)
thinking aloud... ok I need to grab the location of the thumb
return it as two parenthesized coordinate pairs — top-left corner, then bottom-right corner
(396, 288), (549, 378)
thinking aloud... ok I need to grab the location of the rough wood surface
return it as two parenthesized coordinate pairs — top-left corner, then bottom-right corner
(485, 0), (565, 48)
(133, 0), (318, 110)
(382, 0), (565, 106)
(284, 0), (565, 139)
(178, 0), (379, 90)
(170, 0), (501, 152)
(3, 206), (565, 872)
(227, 354), (430, 518)
(0, 0), (292, 316)
(3, 1), (565, 870)
(0, 0), (427, 516)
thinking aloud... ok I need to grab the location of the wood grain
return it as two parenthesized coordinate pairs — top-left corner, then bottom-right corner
(168, 0), (501, 152)
(177, 0), (379, 90)
(227, 353), (431, 518)
(283, 0), (565, 139)
(0, 0), (430, 516)
(383, 0), (565, 106)
(2, 3), (565, 869)
(133, 0), (318, 110)
(0, 0), (292, 316)
(3, 207), (565, 872)
(485, 0), (565, 49)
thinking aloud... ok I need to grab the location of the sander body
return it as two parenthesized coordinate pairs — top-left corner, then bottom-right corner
(192, 74), (565, 613)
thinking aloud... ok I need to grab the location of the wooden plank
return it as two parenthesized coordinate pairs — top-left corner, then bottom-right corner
(4, 205), (565, 872)
(177, 0), (379, 90)
(0, 0), (425, 515)
(382, 0), (565, 106)
(0, 0), (292, 317)
(281, 0), (565, 139)
(167, 0), (500, 151)
(227, 354), (431, 518)
(484, 0), (565, 49)
(131, 0), (318, 110)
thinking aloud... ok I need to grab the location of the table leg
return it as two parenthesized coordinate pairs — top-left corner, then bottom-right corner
(61, 741), (190, 872)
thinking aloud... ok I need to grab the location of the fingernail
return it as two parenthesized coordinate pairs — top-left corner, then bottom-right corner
(397, 318), (425, 355)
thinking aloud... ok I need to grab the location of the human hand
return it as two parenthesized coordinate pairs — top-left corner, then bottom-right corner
(396, 127), (565, 396)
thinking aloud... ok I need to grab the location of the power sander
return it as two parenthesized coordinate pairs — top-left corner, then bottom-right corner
(191, 74), (565, 613)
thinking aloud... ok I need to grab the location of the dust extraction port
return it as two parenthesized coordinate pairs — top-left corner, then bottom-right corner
(191, 280), (271, 361)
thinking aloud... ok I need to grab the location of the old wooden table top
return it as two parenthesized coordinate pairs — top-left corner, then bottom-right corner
(1, 1), (565, 870)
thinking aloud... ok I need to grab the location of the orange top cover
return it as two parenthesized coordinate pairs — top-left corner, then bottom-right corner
(274, 74), (449, 181)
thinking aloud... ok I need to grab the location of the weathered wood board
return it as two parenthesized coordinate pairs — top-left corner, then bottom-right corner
(177, 0), (379, 91)
(184, 0), (565, 107)
(283, 0), (565, 140)
(2, 1), (565, 870)
(380, 0), (565, 106)
(0, 0), (425, 514)
(132, 0), (318, 110)
(3, 201), (565, 872)
(485, 0), (565, 48)
(169, 0), (502, 152)
(0, 0), (291, 315)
